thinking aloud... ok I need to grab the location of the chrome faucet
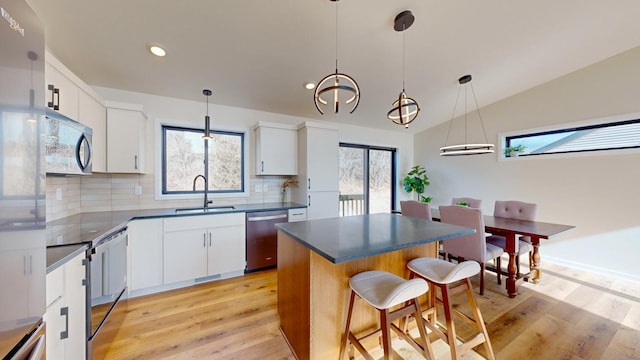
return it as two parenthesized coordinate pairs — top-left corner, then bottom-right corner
(192, 174), (211, 208)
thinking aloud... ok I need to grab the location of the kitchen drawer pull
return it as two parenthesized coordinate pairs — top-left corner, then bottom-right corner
(203, 233), (206, 247)
(60, 306), (69, 339)
(247, 214), (288, 221)
(47, 84), (55, 108)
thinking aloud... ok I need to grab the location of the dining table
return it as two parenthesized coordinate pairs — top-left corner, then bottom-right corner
(431, 208), (575, 298)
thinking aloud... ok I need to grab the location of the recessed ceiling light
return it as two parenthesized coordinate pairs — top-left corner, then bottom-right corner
(149, 45), (167, 57)
(304, 82), (316, 90)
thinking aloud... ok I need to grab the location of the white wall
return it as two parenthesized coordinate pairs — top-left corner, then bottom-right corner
(414, 46), (640, 282)
(91, 86), (415, 205)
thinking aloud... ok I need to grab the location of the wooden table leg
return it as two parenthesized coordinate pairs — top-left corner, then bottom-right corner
(530, 238), (541, 284)
(504, 233), (519, 298)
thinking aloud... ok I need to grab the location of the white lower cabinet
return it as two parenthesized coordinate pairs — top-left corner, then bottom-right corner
(163, 213), (245, 285)
(127, 218), (163, 291)
(45, 251), (87, 360)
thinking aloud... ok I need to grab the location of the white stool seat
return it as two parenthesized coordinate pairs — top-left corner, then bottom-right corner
(350, 270), (428, 309)
(408, 258), (480, 284)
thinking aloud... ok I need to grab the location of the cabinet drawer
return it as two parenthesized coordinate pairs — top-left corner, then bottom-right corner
(164, 213), (245, 232)
(288, 208), (307, 222)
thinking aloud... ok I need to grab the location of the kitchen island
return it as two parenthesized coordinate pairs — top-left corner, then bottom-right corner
(275, 213), (474, 360)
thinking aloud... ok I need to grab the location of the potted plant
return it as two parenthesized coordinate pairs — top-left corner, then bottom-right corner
(504, 144), (526, 157)
(456, 201), (469, 207)
(402, 165), (432, 203)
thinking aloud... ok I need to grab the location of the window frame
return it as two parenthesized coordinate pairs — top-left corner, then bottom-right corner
(501, 113), (640, 160)
(338, 142), (397, 215)
(160, 124), (246, 196)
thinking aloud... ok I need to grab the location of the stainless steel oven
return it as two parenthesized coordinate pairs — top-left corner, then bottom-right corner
(87, 227), (127, 358)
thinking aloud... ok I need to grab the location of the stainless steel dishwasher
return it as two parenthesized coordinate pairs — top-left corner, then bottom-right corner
(245, 210), (288, 272)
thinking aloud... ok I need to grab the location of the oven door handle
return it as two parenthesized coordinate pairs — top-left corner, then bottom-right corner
(247, 214), (288, 221)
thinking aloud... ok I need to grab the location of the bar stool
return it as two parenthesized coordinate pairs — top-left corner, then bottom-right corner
(407, 258), (496, 360)
(339, 270), (435, 360)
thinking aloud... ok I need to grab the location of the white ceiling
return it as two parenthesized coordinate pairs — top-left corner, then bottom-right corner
(25, 0), (640, 133)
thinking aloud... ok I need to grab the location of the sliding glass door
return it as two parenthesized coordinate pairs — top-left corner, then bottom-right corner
(338, 143), (396, 216)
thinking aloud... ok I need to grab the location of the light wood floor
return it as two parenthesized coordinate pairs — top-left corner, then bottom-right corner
(93, 261), (640, 359)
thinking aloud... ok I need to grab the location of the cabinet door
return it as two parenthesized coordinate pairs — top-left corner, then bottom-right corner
(106, 108), (145, 173)
(164, 229), (207, 284)
(304, 127), (338, 192)
(128, 219), (163, 291)
(207, 225), (246, 276)
(307, 191), (339, 220)
(44, 296), (66, 360)
(65, 253), (87, 358)
(255, 126), (297, 175)
(79, 91), (106, 172)
(45, 62), (79, 120)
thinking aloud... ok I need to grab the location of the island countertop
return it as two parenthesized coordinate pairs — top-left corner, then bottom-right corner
(275, 213), (474, 264)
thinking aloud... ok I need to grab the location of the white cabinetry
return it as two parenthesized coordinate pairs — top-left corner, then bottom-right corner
(254, 122), (297, 175)
(127, 219), (163, 291)
(287, 208), (307, 222)
(293, 122), (339, 219)
(45, 61), (79, 120)
(45, 251), (87, 360)
(79, 90), (106, 172)
(0, 231), (45, 327)
(45, 52), (107, 172)
(106, 102), (146, 173)
(163, 213), (245, 284)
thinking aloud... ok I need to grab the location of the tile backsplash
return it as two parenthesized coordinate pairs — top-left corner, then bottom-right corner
(46, 173), (295, 221)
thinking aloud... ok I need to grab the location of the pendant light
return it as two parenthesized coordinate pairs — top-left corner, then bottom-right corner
(313, 0), (360, 115)
(387, 10), (420, 129)
(440, 75), (495, 156)
(202, 89), (213, 140)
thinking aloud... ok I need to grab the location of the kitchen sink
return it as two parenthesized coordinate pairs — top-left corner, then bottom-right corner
(175, 206), (235, 214)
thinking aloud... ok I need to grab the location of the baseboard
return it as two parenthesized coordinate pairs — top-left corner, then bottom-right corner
(543, 256), (640, 283)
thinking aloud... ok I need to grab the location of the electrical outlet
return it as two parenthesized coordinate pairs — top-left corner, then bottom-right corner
(263, 184), (269, 192)
(56, 188), (62, 200)
(255, 184), (262, 193)
(134, 185), (142, 195)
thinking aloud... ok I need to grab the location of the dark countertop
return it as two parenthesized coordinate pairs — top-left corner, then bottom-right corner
(46, 202), (305, 269)
(46, 243), (89, 272)
(274, 213), (474, 264)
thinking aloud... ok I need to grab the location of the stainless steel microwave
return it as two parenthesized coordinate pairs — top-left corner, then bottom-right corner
(45, 115), (92, 175)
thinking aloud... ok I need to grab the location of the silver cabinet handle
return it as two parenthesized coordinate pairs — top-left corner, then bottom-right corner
(261, 161), (264, 173)
(209, 232), (212, 247)
(203, 233), (206, 247)
(134, 155), (138, 170)
(60, 306), (69, 339)
(308, 195), (311, 206)
(308, 178), (311, 190)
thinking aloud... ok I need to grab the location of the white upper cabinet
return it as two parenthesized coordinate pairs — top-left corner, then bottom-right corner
(78, 90), (106, 172)
(298, 122), (339, 192)
(45, 51), (107, 173)
(254, 122), (298, 175)
(106, 102), (146, 174)
(45, 61), (79, 120)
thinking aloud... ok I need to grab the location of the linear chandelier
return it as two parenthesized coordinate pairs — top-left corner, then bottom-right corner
(440, 75), (494, 156)
(387, 10), (419, 129)
(313, 0), (360, 115)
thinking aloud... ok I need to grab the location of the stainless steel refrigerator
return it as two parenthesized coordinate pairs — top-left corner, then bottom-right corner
(0, 0), (46, 358)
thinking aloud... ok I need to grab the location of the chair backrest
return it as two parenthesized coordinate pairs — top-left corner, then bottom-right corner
(493, 200), (536, 221)
(439, 205), (488, 262)
(451, 197), (482, 209)
(400, 200), (432, 221)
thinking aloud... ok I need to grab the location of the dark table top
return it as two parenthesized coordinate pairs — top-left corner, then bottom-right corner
(431, 208), (575, 239)
(275, 213), (475, 264)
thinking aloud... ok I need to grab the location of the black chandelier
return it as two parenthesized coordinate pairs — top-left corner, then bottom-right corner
(313, 0), (360, 115)
(440, 75), (494, 156)
(387, 10), (420, 129)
